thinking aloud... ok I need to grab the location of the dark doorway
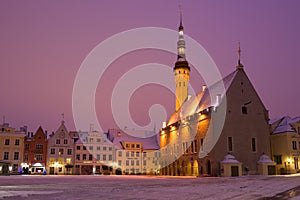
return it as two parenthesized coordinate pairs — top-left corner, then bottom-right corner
(268, 165), (276, 175)
(231, 166), (239, 176)
(206, 160), (211, 175)
(49, 167), (54, 175)
(116, 168), (122, 175)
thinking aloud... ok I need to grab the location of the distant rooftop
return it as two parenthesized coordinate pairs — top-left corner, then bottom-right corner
(270, 116), (300, 134)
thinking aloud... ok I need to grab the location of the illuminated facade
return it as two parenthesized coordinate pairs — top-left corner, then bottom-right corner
(46, 121), (75, 175)
(107, 129), (160, 175)
(270, 116), (300, 174)
(174, 9), (190, 111)
(160, 13), (271, 176)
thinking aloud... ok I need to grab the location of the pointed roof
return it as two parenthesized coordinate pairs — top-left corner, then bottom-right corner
(168, 69), (238, 126)
(107, 129), (159, 150)
(270, 116), (300, 134)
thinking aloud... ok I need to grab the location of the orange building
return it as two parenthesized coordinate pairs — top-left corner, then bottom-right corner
(23, 126), (48, 174)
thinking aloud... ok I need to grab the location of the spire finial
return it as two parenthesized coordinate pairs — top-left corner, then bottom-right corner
(238, 40), (241, 65)
(236, 40), (244, 69)
(61, 113), (65, 124)
(179, 5), (183, 31)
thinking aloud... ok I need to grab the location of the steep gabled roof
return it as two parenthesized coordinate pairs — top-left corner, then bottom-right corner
(167, 69), (238, 126)
(107, 129), (159, 150)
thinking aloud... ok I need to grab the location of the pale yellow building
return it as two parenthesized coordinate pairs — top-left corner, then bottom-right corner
(108, 129), (160, 175)
(0, 123), (26, 174)
(270, 116), (300, 174)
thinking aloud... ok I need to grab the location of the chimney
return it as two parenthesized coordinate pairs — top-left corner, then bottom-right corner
(216, 94), (221, 106)
(89, 124), (94, 132)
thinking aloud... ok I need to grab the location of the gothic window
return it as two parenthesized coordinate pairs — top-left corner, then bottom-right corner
(292, 141), (297, 150)
(251, 138), (257, 152)
(228, 137), (233, 152)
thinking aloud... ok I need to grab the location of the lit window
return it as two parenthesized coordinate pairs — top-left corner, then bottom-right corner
(59, 148), (64, 155)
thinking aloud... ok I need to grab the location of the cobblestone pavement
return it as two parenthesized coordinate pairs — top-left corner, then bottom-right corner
(0, 175), (299, 200)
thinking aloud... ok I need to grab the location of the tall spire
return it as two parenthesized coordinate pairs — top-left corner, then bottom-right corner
(179, 5), (183, 31)
(236, 40), (244, 69)
(176, 5), (187, 62)
(174, 6), (190, 111)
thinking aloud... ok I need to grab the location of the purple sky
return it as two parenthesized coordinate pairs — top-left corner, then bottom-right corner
(1, 0), (299, 133)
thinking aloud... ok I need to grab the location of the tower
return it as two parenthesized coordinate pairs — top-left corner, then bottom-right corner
(174, 8), (190, 111)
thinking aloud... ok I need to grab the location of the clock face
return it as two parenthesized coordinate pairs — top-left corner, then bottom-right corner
(60, 132), (65, 138)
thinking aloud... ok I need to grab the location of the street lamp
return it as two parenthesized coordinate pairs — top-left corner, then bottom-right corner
(54, 162), (58, 175)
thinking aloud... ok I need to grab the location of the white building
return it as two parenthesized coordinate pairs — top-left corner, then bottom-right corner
(74, 130), (115, 175)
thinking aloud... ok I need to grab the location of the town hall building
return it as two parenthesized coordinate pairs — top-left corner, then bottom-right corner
(160, 12), (272, 176)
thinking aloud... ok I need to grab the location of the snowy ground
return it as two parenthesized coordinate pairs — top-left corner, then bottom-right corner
(0, 175), (299, 200)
